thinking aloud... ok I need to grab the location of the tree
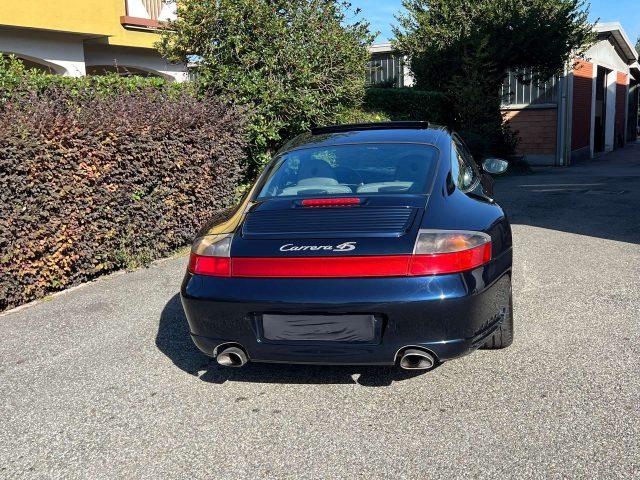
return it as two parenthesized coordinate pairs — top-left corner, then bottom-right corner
(159, 0), (374, 175)
(394, 0), (594, 159)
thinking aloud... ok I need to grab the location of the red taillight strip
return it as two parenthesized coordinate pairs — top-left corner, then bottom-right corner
(189, 243), (491, 278)
(301, 197), (361, 207)
(232, 255), (411, 278)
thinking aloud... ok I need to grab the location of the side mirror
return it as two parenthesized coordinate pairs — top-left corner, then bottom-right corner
(482, 158), (509, 175)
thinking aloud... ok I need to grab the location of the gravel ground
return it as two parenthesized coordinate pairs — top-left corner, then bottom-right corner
(1, 145), (639, 479)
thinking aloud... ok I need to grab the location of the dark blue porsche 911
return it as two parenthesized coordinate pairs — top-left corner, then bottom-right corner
(181, 122), (513, 370)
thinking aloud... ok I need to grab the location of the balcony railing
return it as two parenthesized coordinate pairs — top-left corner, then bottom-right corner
(121, 0), (176, 29)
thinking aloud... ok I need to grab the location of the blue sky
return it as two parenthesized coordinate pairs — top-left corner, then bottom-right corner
(351, 0), (640, 47)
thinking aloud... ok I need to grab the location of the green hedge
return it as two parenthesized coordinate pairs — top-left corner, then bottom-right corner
(363, 87), (448, 124)
(0, 55), (190, 101)
(0, 71), (247, 311)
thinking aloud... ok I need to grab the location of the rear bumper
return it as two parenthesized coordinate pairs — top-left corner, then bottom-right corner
(180, 262), (511, 365)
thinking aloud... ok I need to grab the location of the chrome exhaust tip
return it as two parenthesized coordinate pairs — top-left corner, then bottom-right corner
(216, 346), (248, 368)
(399, 348), (435, 370)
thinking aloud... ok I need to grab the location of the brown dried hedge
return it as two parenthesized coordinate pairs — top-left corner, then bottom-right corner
(0, 87), (247, 311)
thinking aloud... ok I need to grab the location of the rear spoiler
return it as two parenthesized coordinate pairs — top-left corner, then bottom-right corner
(311, 121), (430, 135)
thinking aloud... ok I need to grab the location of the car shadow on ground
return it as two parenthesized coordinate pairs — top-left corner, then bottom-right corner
(156, 294), (435, 386)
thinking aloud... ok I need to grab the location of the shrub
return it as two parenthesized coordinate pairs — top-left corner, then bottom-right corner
(363, 87), (447, 123)
(363, 86), (518, 161)
(158, 0), (375, 177)
(0, 82), (247, 311)
(0, 55), (189, 101)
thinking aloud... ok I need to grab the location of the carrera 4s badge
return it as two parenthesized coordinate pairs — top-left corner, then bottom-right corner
(279, 242), (356, 253)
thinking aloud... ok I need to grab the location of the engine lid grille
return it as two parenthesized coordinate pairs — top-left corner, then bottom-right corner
(242, 207), (417, 239)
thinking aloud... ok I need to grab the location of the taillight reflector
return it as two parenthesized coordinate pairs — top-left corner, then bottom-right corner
(188, 254), (231, 277)
(408, 243), (491, 275)
(301, 197), (361, 207)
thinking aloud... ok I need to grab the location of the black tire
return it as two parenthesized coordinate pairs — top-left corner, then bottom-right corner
(483, 293), (514, 349)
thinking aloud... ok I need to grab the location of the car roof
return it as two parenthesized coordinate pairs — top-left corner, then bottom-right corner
(279, 122), (452, 154)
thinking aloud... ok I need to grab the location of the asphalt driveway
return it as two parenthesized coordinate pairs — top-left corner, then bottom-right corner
(1, 145), (639, 479)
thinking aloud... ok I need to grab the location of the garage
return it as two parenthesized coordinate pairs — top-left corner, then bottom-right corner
(504, 22), (639, 165)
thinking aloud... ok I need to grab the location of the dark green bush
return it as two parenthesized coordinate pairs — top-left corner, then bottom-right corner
(363, 88), (448, 124)
(364, 86), (518, 160)
(0, 81), (247, 311)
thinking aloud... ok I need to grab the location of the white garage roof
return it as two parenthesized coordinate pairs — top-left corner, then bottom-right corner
(595, 22), (638, 64)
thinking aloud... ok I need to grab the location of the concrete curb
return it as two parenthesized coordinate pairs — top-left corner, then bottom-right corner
(0, 252), (189, 318)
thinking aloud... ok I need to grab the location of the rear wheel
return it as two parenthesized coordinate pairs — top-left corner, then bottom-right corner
(482, 293), (513, 349)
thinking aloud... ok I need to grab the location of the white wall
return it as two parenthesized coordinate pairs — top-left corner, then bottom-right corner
(582, 37), (632, 154)
(0, 29), (86, 76)
(402, 57), (414, 87)
(589, 62), (597, 157)
(584, 40), (630, 75)
(84, 44), (188, 82)
(0, 29), (187, 82)
(604, 70), (617, 152)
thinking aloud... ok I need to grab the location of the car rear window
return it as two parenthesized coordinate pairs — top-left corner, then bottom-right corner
(257, 144), (439, 199)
